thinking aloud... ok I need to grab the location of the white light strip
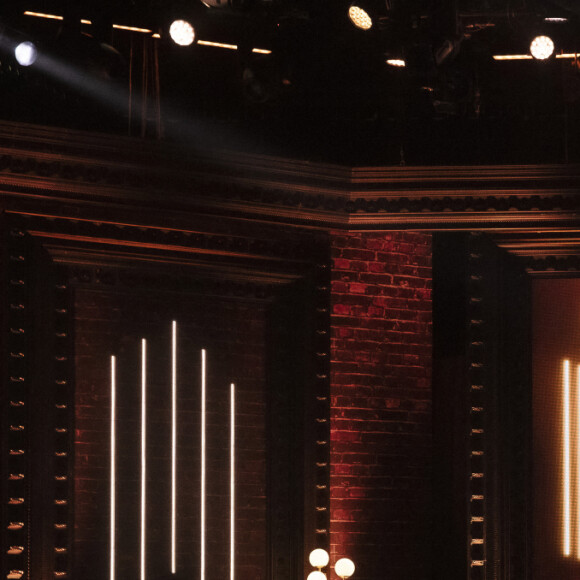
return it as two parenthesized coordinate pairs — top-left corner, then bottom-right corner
(141, 339), (147, 580)
(230, 383), (235, 580)
(24, 11), (63, 20)
(201, 349), (206, 580)
(493, 54), (533, 60)
(564, 359), (571, 556)
(493, 53), (579, 61)
(198, 40), (238, 50)
(171, 322), (177, 574)
(577, 364), (580, 559)
(24, 11), (152, 33)
(110, 356), (116, 580)
(252, 48), (272, 54)
(113, 24), (153, 34)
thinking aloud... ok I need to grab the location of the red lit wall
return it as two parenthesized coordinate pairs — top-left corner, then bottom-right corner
(330, 232), (432, 580)
(73, 286), (268, 580)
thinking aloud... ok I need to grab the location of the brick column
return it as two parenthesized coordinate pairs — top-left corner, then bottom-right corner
(330, 232), (432, 580)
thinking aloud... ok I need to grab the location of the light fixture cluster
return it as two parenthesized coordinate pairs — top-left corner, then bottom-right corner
(307, 549), (355, 580)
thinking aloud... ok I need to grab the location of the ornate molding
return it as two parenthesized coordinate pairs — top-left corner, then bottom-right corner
(0, 121), (578, 231)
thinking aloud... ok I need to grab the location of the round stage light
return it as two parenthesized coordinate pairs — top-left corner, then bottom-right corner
(335, 557), (356, 579)
(530, 35), (554, 60)
(348, 5), (373, 30)
(309, 548), (330, 569)
(14, 42), (38, 67)
(307, 572), (326, 580)
(169, 20), (196, 46)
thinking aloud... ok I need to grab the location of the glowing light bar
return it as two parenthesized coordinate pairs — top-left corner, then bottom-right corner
(386, 59), (406, 67)
(252, 48), (272, 54)
(201, 349), (206, 580)
(198, 40), (238, 50)
(577, 364), (580, 559)
(24, 11), (151, 33)
(113, 24), (152, 34)
(171, 322), (177, 574)
(493, 54), (533, 61)
(494, 52), (579, 61)
(141, 339), (147, 580)
(24, 11), (63, 20)
(110, 356), (116, 580)
(230, 383), (235, 580)
(564, 359), (571, 556)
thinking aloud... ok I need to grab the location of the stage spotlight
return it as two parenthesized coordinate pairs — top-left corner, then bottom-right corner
(14, 41), (38, 66)
(348, 4), (373, 30)
(169, 19), (196, 46)
(530, 35), (554, 60)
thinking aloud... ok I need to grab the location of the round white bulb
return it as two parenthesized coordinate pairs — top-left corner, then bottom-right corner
(335, 558), (355, 579)
(348, 6), (373, 30)
(169, 20), (196, 46)
(309, 548), (330, 568)
(530, 35), (554, 60)
(15, 42), (38, 67)
(307, 572), (326, 580)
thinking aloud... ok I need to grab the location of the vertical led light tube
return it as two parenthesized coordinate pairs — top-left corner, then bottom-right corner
(141, 339), (147, 580)
(564, 359), (571, 556)
(201, 349), (206, 580)
(577, 364), (580, 559)
(110, 356), (116, 580)
(171, 322), (177, 574)
(230, 383), (235, 580)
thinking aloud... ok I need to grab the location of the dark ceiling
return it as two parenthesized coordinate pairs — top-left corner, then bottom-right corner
(1, 0), (580, 165)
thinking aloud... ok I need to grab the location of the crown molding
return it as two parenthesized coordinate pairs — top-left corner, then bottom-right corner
(0, 120), (578, 233)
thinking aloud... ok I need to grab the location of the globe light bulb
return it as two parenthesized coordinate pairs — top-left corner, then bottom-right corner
(335, 557), (355, 579)
(348, 5), (373, 30)
(14, 42), (38, 67)
(169, 20), (195, 46)
(309, 548), (330, 569)
(530, 35), (554, 60)
(307, 572), (326, 580)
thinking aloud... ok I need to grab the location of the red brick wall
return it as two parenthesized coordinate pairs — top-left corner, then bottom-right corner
(74, 287), (267, 580)
(330, 232), (432, 580)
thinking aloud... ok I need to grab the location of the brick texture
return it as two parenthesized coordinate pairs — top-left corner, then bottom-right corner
(330, 232), (432, 580)
(74, 287), (267, 580)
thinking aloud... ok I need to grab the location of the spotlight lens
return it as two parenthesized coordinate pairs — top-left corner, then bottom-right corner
(335, 558), (356, 579)
(15, 42), (37, 67)
(309, 548), (330, 568)
(530, 35), (554, 60)
(349, 5), (373, 30)
(169, 20), (195, 46)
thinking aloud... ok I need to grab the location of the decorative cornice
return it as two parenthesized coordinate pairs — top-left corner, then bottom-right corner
(0, 120), (579, 231)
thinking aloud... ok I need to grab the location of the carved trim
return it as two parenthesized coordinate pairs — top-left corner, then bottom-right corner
(0, 121), (579, 230)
